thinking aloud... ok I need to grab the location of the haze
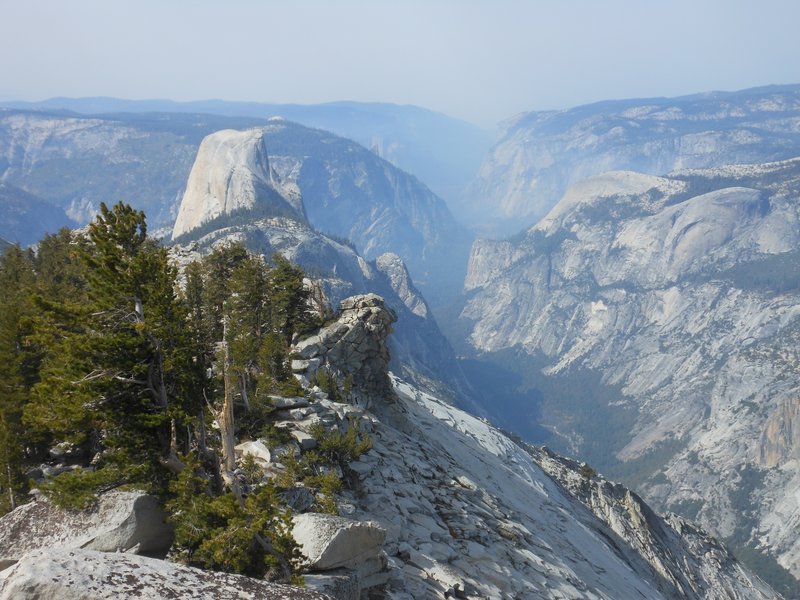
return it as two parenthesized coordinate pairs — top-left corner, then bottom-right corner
(2, 0), (800, 126)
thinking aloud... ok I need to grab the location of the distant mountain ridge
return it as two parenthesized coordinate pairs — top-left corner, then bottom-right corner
(0, 97), (491, 206)
(464, 83), (800, 237)
(170, 126), (473, 405)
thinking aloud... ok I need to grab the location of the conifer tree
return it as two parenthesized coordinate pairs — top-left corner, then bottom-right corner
(26, 203), (201, 498)
(0, 245), (35, 512)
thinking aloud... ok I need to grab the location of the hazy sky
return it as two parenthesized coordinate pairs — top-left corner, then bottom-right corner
(2, 0), (800, 126)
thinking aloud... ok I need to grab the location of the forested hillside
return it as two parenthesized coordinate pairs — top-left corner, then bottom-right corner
(0, 203), (358, 580)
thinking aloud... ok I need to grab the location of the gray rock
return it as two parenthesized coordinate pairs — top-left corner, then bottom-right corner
(280, 486), (317, 512)
(462, 158), (800, 578)
(292, 513), (386, 571)
(0, 490), (173, 563)
(271, 395), (310, 409)
(303, 572), (359, 600)
(234, 440), (271, 466)
(292, 430), (317, 450)
(0, 548), (334, 599)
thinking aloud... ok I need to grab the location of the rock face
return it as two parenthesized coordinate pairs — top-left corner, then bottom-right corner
(0, 549), (333, 600)
(282, 293), (776, 597)
(0, 490), (173, 564)
(172, 128), (303, 238)
(293, 294), (395, 406)
(292, 513), (386, 571)
(461, 158), (800, 583)
(0, 109), (472, 302)
(263, 121), (474, 305)
(465, 84), (800, 236)
(531, 446), (772, 599)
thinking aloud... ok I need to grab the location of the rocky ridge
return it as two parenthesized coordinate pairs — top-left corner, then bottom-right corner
(461, 158), (800, 584)
(0, 549), (334, 600)
(0, 293), (780, 599)
(0, 110), (471, 303)
(465, 84), (800, 236)
(285, 296), (777, 598)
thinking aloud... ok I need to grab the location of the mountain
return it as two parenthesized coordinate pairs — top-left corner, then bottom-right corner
(458, 158), (800, 592)
(169, 126), (472, 405)
(0, 98), (491, 206)
(0, 183), (75, 246)
(219, 122), (473, 304)
(0, 110), (471, 304)
(465, 84), (800, 237)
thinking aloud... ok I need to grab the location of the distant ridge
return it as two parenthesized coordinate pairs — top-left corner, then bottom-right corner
(0, 97), (491, 205)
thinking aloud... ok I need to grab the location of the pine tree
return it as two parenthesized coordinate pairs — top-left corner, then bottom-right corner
(26, 203), (201, 500)
(0, 245), (35, 513)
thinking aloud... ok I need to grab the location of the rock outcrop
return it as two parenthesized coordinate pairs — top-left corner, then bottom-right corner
(0, 490), (173, 566)
(464, 84), (800, 236)
(293, 294), (395, 406)
(292, 513), (385, 571)
(272, 293), (776, 597)
(335, 375), (779, 599)
(0, 549), (333, 600)
(530, 446), (775, 599)
(461, 157), (800, 582)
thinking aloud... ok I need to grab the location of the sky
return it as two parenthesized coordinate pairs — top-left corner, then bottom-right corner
(2, 0), (800, 127)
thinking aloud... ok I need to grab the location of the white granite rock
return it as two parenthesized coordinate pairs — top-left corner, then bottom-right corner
(292, 513), (385, 571)
(0, 549), (333, 600)
(0, 490), (173, 563)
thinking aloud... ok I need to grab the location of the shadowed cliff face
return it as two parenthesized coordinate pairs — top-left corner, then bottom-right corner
(461, 158), (800, 582)
(464, 85), (800, 237)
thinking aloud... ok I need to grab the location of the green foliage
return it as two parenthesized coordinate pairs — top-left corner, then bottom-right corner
(273, 419), (371, 516)
(310, 367), (350, 403)
(35, 466), (125, 510)
(0, 244), (36, 513)
(310, 420), (372, 468)
(579, 463), (597, 480)
(0, 208), (322, 581)
(168, 454), (302, 579)
(304, 470), (342, 515)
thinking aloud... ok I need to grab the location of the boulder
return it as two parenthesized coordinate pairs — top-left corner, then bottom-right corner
(234, 440), (272, 465)
(0, 548), (334, 599)
(0, 490), (173, 564)
(292, 513), (385, 571)
(270, 395), (310, 409)
(292, 430), (318, 450)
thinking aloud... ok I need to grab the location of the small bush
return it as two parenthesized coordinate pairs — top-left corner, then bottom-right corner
(310, 420), (372, 467)
(167, 454), (302, 581)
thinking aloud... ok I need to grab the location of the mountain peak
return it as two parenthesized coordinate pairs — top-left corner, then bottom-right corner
(172, 128), (304, 239)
